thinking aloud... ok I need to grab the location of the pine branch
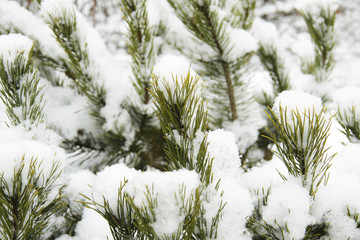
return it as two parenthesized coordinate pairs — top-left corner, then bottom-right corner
(120, 0), (155, 105)
(120, 0), (165, 170)
(150, 71), (213, 185)
(265, 106), (335, 196)
(347, 206), (360, 229)
(0, 157), (64, 240)
(299, 4), (336, 82)
(82, 180), (144, 239)
(229, 0), (256, 30)
(0, 49), (44, 127)
(336, 105), (360, 141)
(83, 180), (224, 240)
(258, 44), (291, 99)
(167, 0), (244, 122)
(44, 7), (106, 126)
(247, 187), (329, 239)
(43, 5), (134, 169)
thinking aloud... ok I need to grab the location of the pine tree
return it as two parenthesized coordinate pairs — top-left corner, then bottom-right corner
(0, 0), (354, 239)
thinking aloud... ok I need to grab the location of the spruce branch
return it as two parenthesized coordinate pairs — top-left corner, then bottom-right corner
(265, 106), (335, 196)
(0, 49), (44, 127)
(0, 157), (64, 240)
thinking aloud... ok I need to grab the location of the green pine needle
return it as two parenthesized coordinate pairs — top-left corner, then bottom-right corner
(265, 106), (335, 196)
(0, 157), (64, 240)
(0, 50), (45, 127)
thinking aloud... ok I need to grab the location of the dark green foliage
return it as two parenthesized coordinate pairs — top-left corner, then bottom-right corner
(303, 221), (329, 240)
(265, 106), (335, 196)
(0, 50), (44, 127)
(126, 105), (165, 170)
(0, 157), (64, 240)
(299, 4), (336, 82)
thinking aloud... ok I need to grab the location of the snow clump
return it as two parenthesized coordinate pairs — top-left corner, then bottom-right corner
(262, 178), (315, 239)
(153, 54), (195, 83)
(273, 90), (323, 117)
(0, 33), (33, 63)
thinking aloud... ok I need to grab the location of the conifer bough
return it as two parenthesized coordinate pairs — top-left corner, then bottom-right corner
(167, 0), (256, 122)
(0, 158), (63, 240)
(265, 106), (335, 196)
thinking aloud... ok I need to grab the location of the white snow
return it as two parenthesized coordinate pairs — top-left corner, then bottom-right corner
(333, 86), (360, 127)
(262, 178), (315, 239)
(296, 0), (339, 14)
(2, 0), (360, 239)
(226, 27), (258, 60)
(43, 85), (99, 139)
(152, 54), (194, 83)
(207, 129), (241, 178)
(88, 163), (201, 237)
(0, 0), (66, 60)
(74, 208), (113, 240)
(251, 18), (279, 45)
(0, 33), (33, 62)
(273, 90), (323, 117)
(0, 124), (66, 191)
